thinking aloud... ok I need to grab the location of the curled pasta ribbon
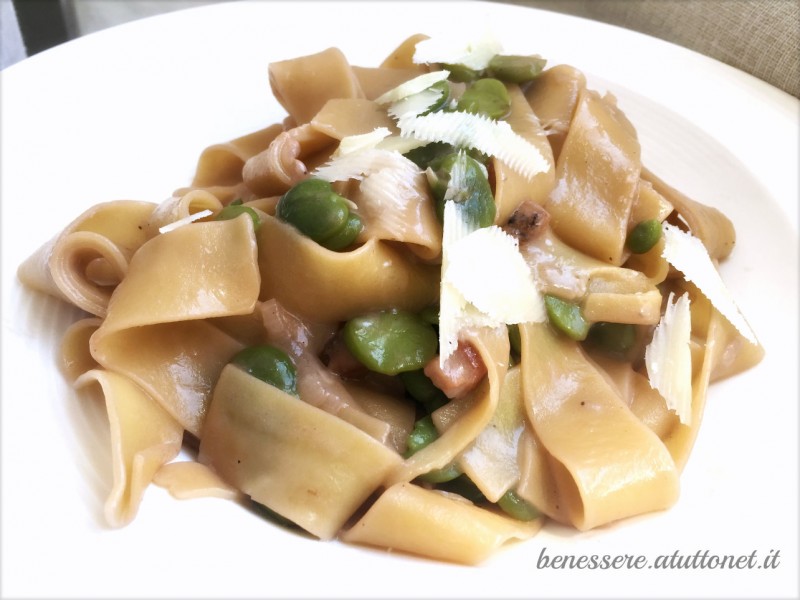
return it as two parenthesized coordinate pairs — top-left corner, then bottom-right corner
(172, 124), (284, 204)
(524, 64), (587, 161)
(193, 124), (283, 188)
(269, 46), (365, 125)
(386, 326), (509, 486)
(143, 189), (223, 237)
(73, 369), (183, 528)
(17, 201), (155, 317)
(90, 216), (260, 436)
(61, 317), (103, 382)
(457, 364), (527, 502)
(643, 167), (736, 261)
(544, 89), (641, 265)
(348, 155), (444, 262)
(518, 321), (680, 531)
(243, 124), (337, 197)
(583, 278), (763, 474)
(657, 282), (763, 469)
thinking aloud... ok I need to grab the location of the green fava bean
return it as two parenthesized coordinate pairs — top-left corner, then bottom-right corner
(343, 310), (438, 376)
(405, 415), (438, 457)
(457, 78), (511, 120)
(508, 324), (522, 356)
(497, 489), (540, 521)
(487, 54), (547, 83)
(419, 463), (462, 483)
(277, 178), (362, 250)
(404, 415), (462, 483)
(399, 368), (447, 413)
(404, 142), (488, 171)
(320, 212), (362, 251)
(443, 62), (481, 83)
(216, 203), (261, 229)
(423, 80), (451, 115)
(230, 344), (298, 397)
(587, 322), (636, 357)
(427, 151), (496, 229)
(626, 218), (662, 254)
(404, 141), (455, 169)
(544, 294), (590, 341)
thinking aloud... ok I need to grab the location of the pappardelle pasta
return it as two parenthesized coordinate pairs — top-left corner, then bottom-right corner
(18, 33), (764, 565)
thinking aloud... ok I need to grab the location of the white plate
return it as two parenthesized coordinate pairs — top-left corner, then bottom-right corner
(2, 2), (797, 598)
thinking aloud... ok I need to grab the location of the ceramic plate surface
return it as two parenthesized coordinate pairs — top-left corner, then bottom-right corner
(2, 2), (797, 598)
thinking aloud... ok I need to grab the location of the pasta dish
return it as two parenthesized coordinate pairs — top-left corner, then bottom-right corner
(17, 32), (764, 565)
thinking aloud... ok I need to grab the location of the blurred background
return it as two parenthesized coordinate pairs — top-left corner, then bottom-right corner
(2, 0), (798, 97)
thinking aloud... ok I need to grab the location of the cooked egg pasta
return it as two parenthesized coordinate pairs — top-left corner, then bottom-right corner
(18, 32), (764, 565)
(18, 200), (155, 317)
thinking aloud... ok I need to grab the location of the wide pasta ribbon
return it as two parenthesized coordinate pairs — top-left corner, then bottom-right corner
(524, 64), (587, 161)
(492, 84), (555, 224)
(269, 47), (365, 125)
(199, 364), (402, 540)
(90, 215), (260, 437)
(256, 215), (439, 323)
(62, 319), (186, 526)
(654, 282), (764, 469)
(73, 369), (183, 528)
(643, 167), (736, 261)
(518, 321), (680, 530)
(341, 481), (541, 565)
(544, 88), (641, 266)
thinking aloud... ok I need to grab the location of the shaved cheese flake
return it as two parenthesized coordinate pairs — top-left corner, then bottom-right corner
(314, 147), (418, 183)
(438, 201), (545, 365)
(397, 110), (548, 181)
(662, 223), (758, 344)
(158, 209), (213, 234)
(335, 127), (391, 155)
(357, 160), (424, 233)
(374, 70), (449, 105)
(374, 134), (427, 155)
(439, 282), (500, 362)
(645, 292), (693, 426)
(315, 146), (423, 235)
(439, 201), (479, 362)
(445, 226), (545, 325)
(388, 87), (446, 121)
(412, 30), (502, 70)
(442, 197), (476, 248)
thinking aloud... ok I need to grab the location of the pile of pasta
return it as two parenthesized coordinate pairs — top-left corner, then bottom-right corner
(18, 34), (764, 565)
